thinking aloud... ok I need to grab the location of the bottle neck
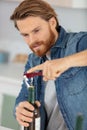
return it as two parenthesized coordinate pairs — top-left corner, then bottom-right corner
(28, 86), (35, 104)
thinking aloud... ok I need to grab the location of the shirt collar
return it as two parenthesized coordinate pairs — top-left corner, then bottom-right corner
(51, 26), (67, 49)
(41, 26), (67, 60)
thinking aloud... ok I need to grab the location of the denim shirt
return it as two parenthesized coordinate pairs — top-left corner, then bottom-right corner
(15, 26), (87, 130)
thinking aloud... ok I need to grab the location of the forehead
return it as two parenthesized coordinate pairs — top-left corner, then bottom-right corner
(16, 16), (48, 32)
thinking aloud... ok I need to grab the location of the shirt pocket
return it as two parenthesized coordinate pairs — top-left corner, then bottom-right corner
(61, 67), (87, 95)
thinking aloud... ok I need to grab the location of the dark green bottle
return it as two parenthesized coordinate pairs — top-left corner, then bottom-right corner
(24, 85), (40, 130)
(75, 113), (83, 130)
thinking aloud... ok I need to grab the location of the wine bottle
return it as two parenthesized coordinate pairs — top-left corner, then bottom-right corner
(75, 113), (83, 130)
(24, 81), (40, 130)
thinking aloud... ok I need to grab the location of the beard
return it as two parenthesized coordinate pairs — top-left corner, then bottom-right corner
(30, 28), (56, 57)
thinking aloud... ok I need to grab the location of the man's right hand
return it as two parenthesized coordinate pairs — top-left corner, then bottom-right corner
(15, 101), (34, 127)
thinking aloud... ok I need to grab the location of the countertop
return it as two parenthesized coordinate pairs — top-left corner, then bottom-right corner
(0, 126), (14, 130)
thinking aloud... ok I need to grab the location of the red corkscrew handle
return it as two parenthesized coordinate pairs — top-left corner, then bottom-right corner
(24, 71), (42, 78)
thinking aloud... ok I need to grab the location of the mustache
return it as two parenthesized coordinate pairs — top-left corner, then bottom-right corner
(30, 41), (44, 48)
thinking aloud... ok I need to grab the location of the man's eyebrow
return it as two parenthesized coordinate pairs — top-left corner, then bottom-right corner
(20, 26), (41, 35)
(20, 32), (28, 36)
(32, 26), (41, 32)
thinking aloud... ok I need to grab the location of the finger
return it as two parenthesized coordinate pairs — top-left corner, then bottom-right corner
(43, 76), (49, 81)
(27, 64), (44, 73)
(42, 61), (50, 78)
(43, 76), (56, 81)
(16, 116), (29, 127)
(35, 101), (41, 107)
(19, 101), (34, 111)
(17, 112), (33, 123)
(16, 110), (33, 126)
(16, 107), (34, 118)
(20, 114), (33, 123)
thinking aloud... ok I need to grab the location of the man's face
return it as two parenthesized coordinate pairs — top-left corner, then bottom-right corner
(16, 16), (58, 57)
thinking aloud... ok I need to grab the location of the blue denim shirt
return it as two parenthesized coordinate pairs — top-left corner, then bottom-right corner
(15, 26), (87, 130)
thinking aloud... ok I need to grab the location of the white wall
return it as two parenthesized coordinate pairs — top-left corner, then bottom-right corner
(0, 1), (87, 61)
(0, 1), (31, 61)
(55, 6), (87, 32)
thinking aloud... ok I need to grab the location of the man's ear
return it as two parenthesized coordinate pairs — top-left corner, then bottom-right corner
(49, 17), (57, 29)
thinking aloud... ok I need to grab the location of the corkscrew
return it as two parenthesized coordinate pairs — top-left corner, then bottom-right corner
(23, 71), (42, 87)
(24, 71), (42, 78)
(23, 75), (31, 88)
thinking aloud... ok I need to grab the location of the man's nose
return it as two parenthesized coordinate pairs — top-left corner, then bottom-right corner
(29, 34), (36, 44)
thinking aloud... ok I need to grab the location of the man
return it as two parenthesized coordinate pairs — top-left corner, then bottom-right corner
(10, 0), (87, 130)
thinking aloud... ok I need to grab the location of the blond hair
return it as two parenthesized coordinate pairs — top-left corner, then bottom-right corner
(10, 0), (59, 29)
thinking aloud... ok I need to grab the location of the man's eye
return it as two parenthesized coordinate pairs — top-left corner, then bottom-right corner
(34, 29), (39, 33)
(22, 34), (29, 37)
